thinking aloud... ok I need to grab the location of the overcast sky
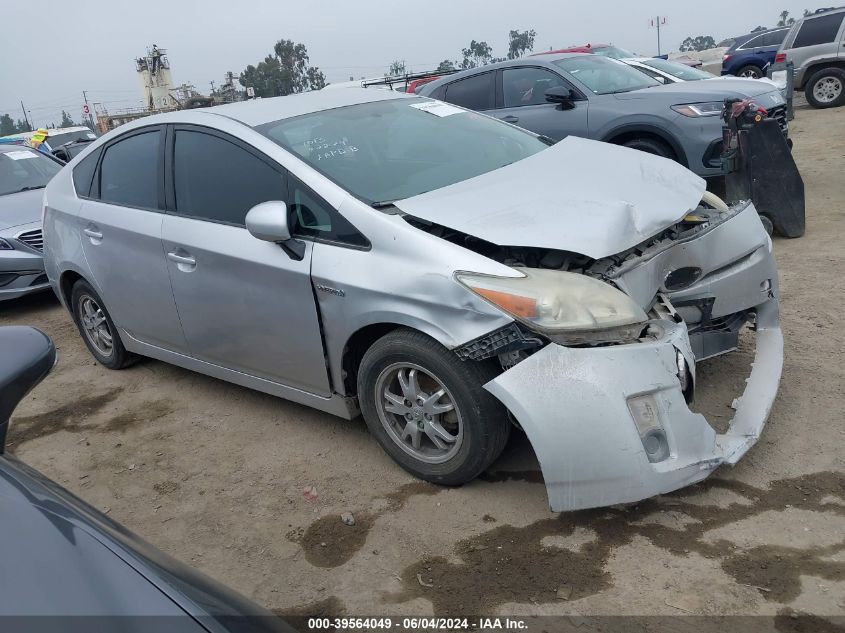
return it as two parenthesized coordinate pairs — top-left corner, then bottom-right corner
(1, 0), (814, 128)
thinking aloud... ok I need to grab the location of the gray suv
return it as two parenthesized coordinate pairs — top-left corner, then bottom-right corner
(777, 6), (845, 108)
(418, 53), (789, 178)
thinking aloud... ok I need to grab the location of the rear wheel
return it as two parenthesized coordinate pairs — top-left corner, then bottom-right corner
(357, 329), (510, 485)
(620, 136), (676, 161)
(736, 64), (764, 79)
(70, 280), (136, 370)
(805, 68), (845, 108)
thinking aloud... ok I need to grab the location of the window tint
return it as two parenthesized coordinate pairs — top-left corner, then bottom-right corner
(290, 177), (368, 248)
(443, 72), (495, 110)
(72, 148), (100, 197)
(173, 130), (286, 225)
(99, 131), (160, 209)
(738, 34), (765, 49)
(793, 13), (844, 48)
(763, 29), (788, 47)
(502, 67), (568, 107)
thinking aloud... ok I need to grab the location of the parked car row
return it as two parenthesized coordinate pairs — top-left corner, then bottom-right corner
(416, 53), (789, 178)
(35, 87), (783, 513)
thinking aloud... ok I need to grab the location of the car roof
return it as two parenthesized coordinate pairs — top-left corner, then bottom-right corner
(203, 87), (412, 127)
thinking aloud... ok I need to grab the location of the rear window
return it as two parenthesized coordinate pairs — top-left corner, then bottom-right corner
(792, 12), (844, 48)
(443, 72), (495, 111)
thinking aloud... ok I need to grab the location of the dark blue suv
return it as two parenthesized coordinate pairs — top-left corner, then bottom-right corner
(722, 27), (791, 78)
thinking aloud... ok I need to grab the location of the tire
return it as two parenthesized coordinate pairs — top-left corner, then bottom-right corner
(736, 65), (764, 79)
(357, 328), (510, 486)
(70, 279), (136, 369)
(620, 136), (675, 160)
(759, 214), (774, 236)
(805, 68), (845, 109)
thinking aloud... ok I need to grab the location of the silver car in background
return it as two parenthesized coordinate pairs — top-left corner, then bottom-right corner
(43, 89), (783, 511)
(0, 145), (60, 300)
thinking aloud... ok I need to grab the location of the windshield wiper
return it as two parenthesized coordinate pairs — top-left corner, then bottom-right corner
(17, 185), (46, 192)
(371, 200), (396, 209)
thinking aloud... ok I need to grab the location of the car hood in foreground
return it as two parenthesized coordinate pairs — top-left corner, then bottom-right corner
(392, 136), (706, 259)
(0, 189), (44, 231)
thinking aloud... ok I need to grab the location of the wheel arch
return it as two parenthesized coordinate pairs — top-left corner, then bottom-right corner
(602, 125), (687, 167)
(58, 268), (88, 313)
(801, 61), (845, 89)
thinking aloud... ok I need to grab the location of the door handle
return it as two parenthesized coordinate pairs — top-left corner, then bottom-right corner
(502, 115), (519, 124)
(83, 228), (103, 240)
(167, 252), (196, 266)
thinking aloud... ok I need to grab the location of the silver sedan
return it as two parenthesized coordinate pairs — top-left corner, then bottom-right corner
(0, 145), (60, 301)
(42, 89), (783, 511)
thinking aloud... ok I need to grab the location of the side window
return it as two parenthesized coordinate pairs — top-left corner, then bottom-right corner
(289, 177), (368, 248)
(99, 131), (161, 209)
(793, 13), (845, 48)
(763, 30), (788, 47)
(738, 34), (764, 50)
(72, 148), (100, 198)
(173, 129), (286, 226)
(632, 66), (665, 82)
(443, 72), (495, 111)
(502, 67), (568, 107)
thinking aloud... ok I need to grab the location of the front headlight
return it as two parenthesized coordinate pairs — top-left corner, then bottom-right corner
(0, 238), (14, 251)
(456, 268), (647, 336)
(672, 102), (723, 117)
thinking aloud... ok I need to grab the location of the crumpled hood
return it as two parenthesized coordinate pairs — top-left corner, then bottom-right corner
(392, 136), (706, 260)
(0, 189), (44, 231)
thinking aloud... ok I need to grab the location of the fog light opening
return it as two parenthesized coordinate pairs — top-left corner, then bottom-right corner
(628, 394), (671, 463)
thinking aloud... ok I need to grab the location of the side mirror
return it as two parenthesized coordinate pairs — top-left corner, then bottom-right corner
(0, 327), (56, 454)
(245, 201), (305, 261)
(544, 86), (577, 108)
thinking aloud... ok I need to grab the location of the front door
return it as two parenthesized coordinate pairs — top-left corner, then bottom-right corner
(491, 66), (589, 141)
(162, 126), (330, 396)
(78, 126), (187, 351)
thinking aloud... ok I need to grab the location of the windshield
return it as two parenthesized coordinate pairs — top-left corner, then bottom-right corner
(46, 129), (97, 148)
(256, 97), (548, 205)
(0, 149), (62, 196)
(593, 45), (638, 59)
(641, 58), (716, 81)
(553, 56), (660, 94)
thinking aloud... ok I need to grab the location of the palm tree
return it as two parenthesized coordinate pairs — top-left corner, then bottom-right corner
(777, 10), (790, 26)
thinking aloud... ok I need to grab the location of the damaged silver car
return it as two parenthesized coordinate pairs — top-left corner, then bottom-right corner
(42, 89), (782, 511)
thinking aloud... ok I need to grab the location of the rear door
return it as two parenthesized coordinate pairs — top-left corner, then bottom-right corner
(77, 125), (187, 351)
(490, 66), (589, 141)
(161, 124), (331, 395)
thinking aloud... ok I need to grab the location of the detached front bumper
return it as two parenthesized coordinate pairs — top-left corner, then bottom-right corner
(485, 297), (782, 512)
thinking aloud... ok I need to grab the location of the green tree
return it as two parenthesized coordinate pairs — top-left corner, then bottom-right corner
(751, 25), (767, 32)
(679, 35), (716, 52)
(0, 114), (17, 136)
(460, 40), (496, 69)
(59, 110), (76, 128)
(436, 59), (456, 73)
(507, 29), (537, 59)
(239, 39), (325, 97)
(777, 10), (795, 26)
(388, 60), (408, 76)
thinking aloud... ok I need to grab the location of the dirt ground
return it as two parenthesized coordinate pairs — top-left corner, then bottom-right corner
(2, 105), (844, 621)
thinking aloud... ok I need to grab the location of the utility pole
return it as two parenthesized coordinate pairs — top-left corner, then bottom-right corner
(210, 80), (216, 95)
(650, 16), (668, 56)
(20, 101), (31, 131)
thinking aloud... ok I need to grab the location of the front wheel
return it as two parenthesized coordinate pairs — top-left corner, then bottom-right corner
(621, 136), (675, 161)
(357, 329), (510, 485)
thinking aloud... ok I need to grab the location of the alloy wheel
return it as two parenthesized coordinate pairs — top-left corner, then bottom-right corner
(79, 295), (114, 358)
(374, 362), (463, 464)
(813, 77), (843, 104)
(740, 68), (761, 78)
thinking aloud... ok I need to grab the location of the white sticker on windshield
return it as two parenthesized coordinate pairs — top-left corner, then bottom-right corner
(5, 150), (37, 160)
(409, 101), (465, 117)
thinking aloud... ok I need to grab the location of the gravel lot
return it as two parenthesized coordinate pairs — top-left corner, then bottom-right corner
(3, 104), (844, 620)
